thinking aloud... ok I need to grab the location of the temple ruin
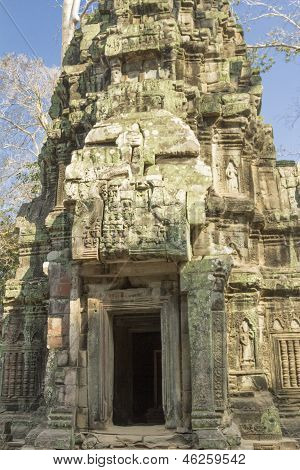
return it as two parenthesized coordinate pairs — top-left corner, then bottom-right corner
(0, 0), (300, 450)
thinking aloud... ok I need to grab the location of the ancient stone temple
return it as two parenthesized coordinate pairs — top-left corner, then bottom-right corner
(0, 0), (300, 450)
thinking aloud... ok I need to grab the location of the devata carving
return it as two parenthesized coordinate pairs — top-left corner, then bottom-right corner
(226, 161), (239, 194)
(0, 0), (300, 450)
(240, 320), (255, 370)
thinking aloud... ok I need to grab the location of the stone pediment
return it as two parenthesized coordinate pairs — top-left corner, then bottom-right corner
(69, 177), (190, 261)
(65, 111), (211, 262)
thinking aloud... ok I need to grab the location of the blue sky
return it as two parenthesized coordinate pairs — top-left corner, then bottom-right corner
(0, 0), (299, 160)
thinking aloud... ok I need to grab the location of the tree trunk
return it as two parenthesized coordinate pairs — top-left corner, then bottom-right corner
(71, 0), (81, 23)
(62, 0), (80, 62)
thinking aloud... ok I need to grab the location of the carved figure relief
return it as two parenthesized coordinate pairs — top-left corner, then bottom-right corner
(72, 197), (104, 260)
(110, 58), (122, 84)
(228, 242), (241, 265)
(240, 320), (255, 369)
(226, 161), (239, 193)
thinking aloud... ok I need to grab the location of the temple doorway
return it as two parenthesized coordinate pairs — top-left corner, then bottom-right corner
(113, 313), (164, 426)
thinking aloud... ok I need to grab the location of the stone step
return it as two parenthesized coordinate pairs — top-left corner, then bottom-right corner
(49, 420), (73, 429)
(79, 431), (193, 450)
(48, 408), (73, 429)
(253, 439), (298, 450)
(280, 411), (299, 415)
(48, 420), (72, 427)
(242, 438), (298, 450)
(7, 440), (25, 450)
(49, 406), (73, 414)
(279, 407), (300, 418)
(49, 412), (73, 420)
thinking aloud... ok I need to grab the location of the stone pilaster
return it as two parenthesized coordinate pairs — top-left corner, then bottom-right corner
(181, 257), (232, 449)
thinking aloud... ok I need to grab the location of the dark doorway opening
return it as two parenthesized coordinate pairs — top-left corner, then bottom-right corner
(132, 331), (162, 423)
(113, 314), (164, 426)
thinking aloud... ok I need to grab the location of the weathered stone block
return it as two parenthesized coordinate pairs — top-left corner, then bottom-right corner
(76, 408), (89, 429)
(64, 368), (77, 386)
(34, 429), (73, 450)
(64, 385), (77, 407)
(144, 434), (191, 449)
(78, 367), (87, 386)
(78, 386), (88, 408)
(78, 351), (87, 367)
(200, 94), (222, 117)
(57, 350), (69, 367)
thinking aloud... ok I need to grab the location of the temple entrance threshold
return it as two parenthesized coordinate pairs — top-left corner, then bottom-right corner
(113, 313), (164, 426)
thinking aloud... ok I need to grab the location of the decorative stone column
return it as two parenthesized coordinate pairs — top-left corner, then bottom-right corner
(87, 298), (112, 429)
(181, 257), (232, 449)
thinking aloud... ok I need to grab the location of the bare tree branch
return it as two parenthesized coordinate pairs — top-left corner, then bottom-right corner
(0, 53), (58, 213)
(232, 0), (300, 56)
(247, 43), (300, 52)
(80, 0), (98, 18)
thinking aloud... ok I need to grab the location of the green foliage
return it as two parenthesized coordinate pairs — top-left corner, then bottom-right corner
(246, 49), (275, 73)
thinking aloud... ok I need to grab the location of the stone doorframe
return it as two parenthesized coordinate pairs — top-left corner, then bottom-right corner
(87, 288), (182, 430)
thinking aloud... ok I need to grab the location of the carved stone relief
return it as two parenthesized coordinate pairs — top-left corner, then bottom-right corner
(240, 319), (255, 370)
(226, 161), (239, 193)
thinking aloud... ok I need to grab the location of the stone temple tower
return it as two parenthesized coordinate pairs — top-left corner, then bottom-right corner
(0, 0), (300, 450)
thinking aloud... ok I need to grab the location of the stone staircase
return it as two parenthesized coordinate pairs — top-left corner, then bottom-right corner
(48, 407), (73, 429)
(77, 425), (193, 450)
(241, 438), (298, 450)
